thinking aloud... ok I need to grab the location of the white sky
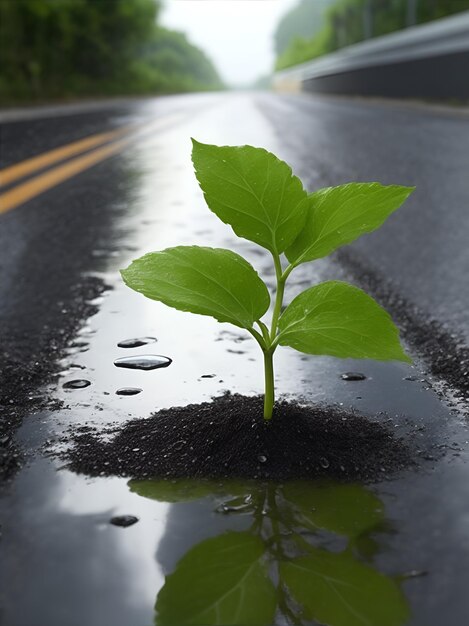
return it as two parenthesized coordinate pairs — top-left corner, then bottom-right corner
(160, 0), (298, 86)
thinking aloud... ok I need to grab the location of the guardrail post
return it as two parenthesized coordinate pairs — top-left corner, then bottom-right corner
(334, 14), (347, 49)
(363, 0), (373, 39)
(406, 0), (418, 27)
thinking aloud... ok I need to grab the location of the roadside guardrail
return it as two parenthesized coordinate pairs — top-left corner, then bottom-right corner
(273, 11), (469, 100)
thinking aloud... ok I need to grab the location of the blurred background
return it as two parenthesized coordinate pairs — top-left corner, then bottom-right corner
(1, 0), (469, 104)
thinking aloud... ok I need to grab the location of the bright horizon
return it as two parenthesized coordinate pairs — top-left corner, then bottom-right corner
(161, 0), (298, 86)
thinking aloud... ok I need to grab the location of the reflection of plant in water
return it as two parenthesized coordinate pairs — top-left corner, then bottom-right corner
(129, 480), (410, 626)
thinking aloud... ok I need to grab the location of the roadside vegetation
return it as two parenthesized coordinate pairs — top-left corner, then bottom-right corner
(0, 0), (222, 105)
(276, 0), (469, 70)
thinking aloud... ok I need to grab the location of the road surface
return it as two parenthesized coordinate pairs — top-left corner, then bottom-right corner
(1, 92), (468, 430)
(1, 92), (469, 626)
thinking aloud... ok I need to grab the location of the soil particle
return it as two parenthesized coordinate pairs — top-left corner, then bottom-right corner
(66, 394), (413, 482)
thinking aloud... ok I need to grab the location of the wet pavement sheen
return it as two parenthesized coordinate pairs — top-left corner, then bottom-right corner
(1, 94), (469, 625)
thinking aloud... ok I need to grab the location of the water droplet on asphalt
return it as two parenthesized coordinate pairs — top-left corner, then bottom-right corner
(320, 457), (330, 468)
(110, 515), (139, 527)
(63, 379), (91, 389)
(341, 372), (366, 381)
(117, 337), (157, 348)
(401, 570), (428, 580)
(114, 355), (172, 370)
(116, 387), (142, 396)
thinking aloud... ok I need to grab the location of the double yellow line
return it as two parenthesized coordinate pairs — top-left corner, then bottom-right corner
(0, 124), (135, 214)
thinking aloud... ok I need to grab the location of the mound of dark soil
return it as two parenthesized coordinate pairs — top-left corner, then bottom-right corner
(66, 394), (414, 482)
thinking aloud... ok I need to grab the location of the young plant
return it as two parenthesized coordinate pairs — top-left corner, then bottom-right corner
(122, 139), (414, 420)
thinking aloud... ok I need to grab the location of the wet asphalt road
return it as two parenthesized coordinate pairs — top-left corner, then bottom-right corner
(258, 94), (469, 343)
(1, 92), (469, 626)
(0, 95), (216, 478)
(1, 92), (468, 419)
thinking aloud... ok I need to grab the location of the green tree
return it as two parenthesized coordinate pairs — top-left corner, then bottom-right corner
(0, 0), (222, 103)
(134, 27), (223, 93)
(274, 0), (335, 55)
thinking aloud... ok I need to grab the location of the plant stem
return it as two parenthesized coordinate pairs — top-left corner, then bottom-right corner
(263, 348), (275, 420)
(260, 252), (288, 421)
(270, 254), (285, 342)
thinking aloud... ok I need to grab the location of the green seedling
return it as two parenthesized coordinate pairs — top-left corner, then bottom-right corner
(122, 139), (414, 420)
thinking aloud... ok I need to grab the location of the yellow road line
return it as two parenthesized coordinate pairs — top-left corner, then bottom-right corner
(0, 126), (131, 187)
(0, 135), (132, 214)
(0, 112), (185, 214)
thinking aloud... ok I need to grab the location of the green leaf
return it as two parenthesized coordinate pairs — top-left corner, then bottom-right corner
(281, 549), (409, 626)
(278, 281), (410, 362)
(191, 139), (308, 254)
(286, 182), (414, 266)
(281, 482), (384, 539)
(121, 246), (270, 330)
(155, 532), (276, 625)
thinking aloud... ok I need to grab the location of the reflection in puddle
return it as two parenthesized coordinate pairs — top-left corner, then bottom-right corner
(129, 479), (410, 626)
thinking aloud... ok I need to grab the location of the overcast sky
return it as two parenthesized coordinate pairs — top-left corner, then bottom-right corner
(161, 0), (298, 86)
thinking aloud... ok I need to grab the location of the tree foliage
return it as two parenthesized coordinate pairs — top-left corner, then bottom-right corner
(274, 0), (336, 55)
(0, 0), (222, 103)
(134, 27), (222, 94)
